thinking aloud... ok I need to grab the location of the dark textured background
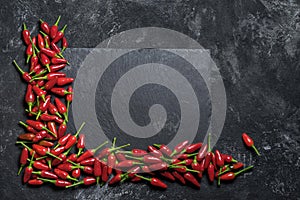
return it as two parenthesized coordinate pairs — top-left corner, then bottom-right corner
(1, 0), (300, 199)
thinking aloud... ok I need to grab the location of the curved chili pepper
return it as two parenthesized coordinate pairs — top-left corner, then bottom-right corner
(40, 53), (51, 72)
(77, 134), (85, 156)
(230, 162), (244, 170)
(170, 140), (189, 156)
(18, 133), (35, 141)
(80, 158), (95, 166)
(32, 130), (47, 143)
(37, 33), (45, 49)
(51, 146), (65, 156)
(76, 140), (108, 162)
(48, 102), (62, 118)
(54, 168), (78, 182)
(54, 98), (68, 121)
(43, 78), (57, 91)
(28, 179), (43, 185)
(50, 16), (61, 39)
(13, 60), (35, 84)
(23, 152), (35, 183)
(38, 140), (54, 147)
(222, 154), (237, 163)
(61, 37), (68, 52)
(220, 165), (253, 181)
(242, 133), (260, 156)
(49, 63), (66, 72)
(108, 173), (127, 185)
(18, 147), (29, 175)
(64, 122), (85, 149)
(136, 175), (167, 189)
(32, 160), (51, 170)
(160, 171), (175, 181)
(37, 177), (71, 187)
(183, 172), (200, 188)
(19, 121), (38, 134)
(147, 145), (163, 158)
(57, 78), (74, 86)
(51, 57), (68, 65)
(40, 47), (60, 58)
(153, 144), (172, 157)
(32, 144), (62, 160)
(32, 170), (57, 179)
(22, 23), (31, 45)
(185, 143), (202, 154)
(215, 149), (224, 167)
(32, 85), (46, 101)
(40, 19), (50, 34)
(148, 162), (168, 171)
(51, 87), (72, 96)
(55, 133), (71, 149)
(52, 25), (67, 43)
(50, 42), (62, 56)
(25, 120), (55, 136)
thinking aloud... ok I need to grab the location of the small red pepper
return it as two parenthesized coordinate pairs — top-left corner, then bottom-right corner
(18, 147), (29, 175)
(19, 121), (38, 134)
(13, 60), (35, 84)
(207, 162), (215, 183)
(57, 163), (79, 172)
(54, 168), (78, 182)
(40, 47), (60, 58)
(51, 146), (65, 156)
(28, 179), (43, 186)
(242, 133), (261, 156)
(38, 140), (54, 147)
(115, 160), (142, 168)
(230, 162), (244, 170)
(215, 149), (225, 167)
(108, 173), (128, 185)
(52, 25), (67, 43)
(64, 122), (86, 149)
(77, 134), (85, 156)
(49, 63), (66, 72)
(22, 23), (31, 45)
(37, 177), (71, 187)
(51, 87), (72, 96)
(26, 43), (33, 63)
(25, 85), (35, 112)
(57, 121), (67, 139)
(72, 168), (81, 179)
(40, 53), (51, 72)
(51, 57), (68, 65)
(80, 158), (95, 166)
(50, 42), (62, 56)
(147, 145), (163, 158)
(170, 140), (189, 156)
(96, 143), (130, 159)
(136, 175), (167, 189)
(220, 165), (253, 181)
(50, 16), (61, 39)
(185, 143), (202, 154)
(48, 102), (62, 118)
(76, 140), (108, 162)
(32, 144), (62, 160)
(36, 95), (51, 120)
(25, 120), (55, 136)
(153, 144), (172, 157)
(23, 152), (35, 183)
(160, 171), (175, 181)
(32, 170), (58, 179)
(93, 158), (102, 183)
(54, 98), (68, 121)
(33, 72), (66, 81)
(67, 177), (96, 188)
(57, 77), (74, 86)
(40, 113), (57, 122)
(18, 133), (35, 141)
(148, 162), (168, 171)
(40, 19), (50, 34)
(61, 37), (68, 52)
(183, 172), (200, 188)
(32, 85), (46, 101)
(43, 78), (57, 90)
(222, 154), (237, 163)
(32, 130), (47, 143)
(37, 33), (45, 49)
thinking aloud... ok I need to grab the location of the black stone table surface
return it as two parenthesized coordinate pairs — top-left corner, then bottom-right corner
(0, 0), (299, 199)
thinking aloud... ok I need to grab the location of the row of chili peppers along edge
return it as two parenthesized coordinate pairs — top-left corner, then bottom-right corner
(14, 16), (261, 189)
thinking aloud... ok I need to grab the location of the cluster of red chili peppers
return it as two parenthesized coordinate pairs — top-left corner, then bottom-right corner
(14, 17), (261, 189)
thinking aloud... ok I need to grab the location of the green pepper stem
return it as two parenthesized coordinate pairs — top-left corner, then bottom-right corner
(186, 168), (200, 173)
(39, 19), (44, 23)
(36, 156), (47, 160)
(74, 122), (86, 137)
(47, 151), (62, 160)
(38, 177), (55, 184)
(54, 16), (61, 26)
(153, 144), (161, 148)
(135, 174), (150, 182)
(67, 159), (80, 166)
(124, 155), (142, 161)
(43, 127), (57, 138)
(217, 168), (230, 176)
(91, 141), (109, 153)
(234, 165), (253, 176)
(26, 55), (31, 64)
(13, 60), (24, 74)
(110, 144), (130, 152)
(66, 181), (83, 188)
(19, 142), (32, 151)
(67, 176), (78, 182)
(23, 23), (27, 30)
(208, 133), (211, 152)
(28, 151), (35, 168)
(39, 31), (47, 37)
(17, 165), (24, 175)
(251, 145), (261, 156)
(61, 25), (67, 33)
(19, 121), (28, 128)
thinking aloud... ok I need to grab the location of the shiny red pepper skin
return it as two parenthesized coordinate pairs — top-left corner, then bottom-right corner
(101, 164), (109, 182)
(38, 140), (54, 147)
(58, 121), (67, 138)
(115, 153), (127, 162)
(83, 177), (96, 185)
(40, 113), (57, 122)
(57, 78), (74, 86)
(109, 173), (123, 185)
(40, 47), (58, 58)
(57, 163), (75, 172)
(183, 172), (200, 188)
(18, 147), (29, 175)
(52, 25), (67, 43)
(80, 158), (95, 166)
(48, 102), (62, 117)
(93, 158), (102, 177)
(40, 72), (66, 80)
(204, 152), (212, 169)
(54, 168), (72, 180)
(26, 120), (45, 131)
(64, 135), (77, 150)
(143, 155), (162, 164)
(50, 16), (61, 39)
(13, 60), (35, 84)
(26, 43), (33, 63)
(52, 153), (66, 166)
(40, 53), (50, 67)
(72, 168), (81, 179)
(107, 153), (116, 174)
(19, 121), (38, 134)
(242, 133), (260, 155)
(51, 146), (65, 156)
(230, 162), (244, 170)
(50, 42), (61, 54)
(30, 63), (41, 74)
(18, 133), (35, 141)
(185, 143), (202, 154)
(196, 144), (208, 161)
(77, 134), (85, 150)
(37, 34), (45, 49)
(49, 64), (66, 72)
(116, 160), (139, 168)
(208, 163), (215, 182)
(150, 178), (167, 189)
(40, 19), (50, 34)
(147, 146), (163, 158)
(38, 95), (51, 112)
(215, 150), (224, 167)
(28, 179), (43, 185)
(131, 149), (148, 157)
(172, 140), (189, 155)
(57, 133), (71, 147)
(33, 161), (50, 171)
(51, 87), (70, 96)
(148, 162), (168, 171)
(32, 86), (46, 100)
(51, 57), (68, 64)
(54, 98), (67, 115)
(47, 122), (57, 138)
(157, 144), (172, 156)
(32, 130), (47, 143)
(62, 37), (68, 51)
(22, 23), (31, 45)
(160, 171), (175, 181)
(44, 78), (57, 90)
(34, 170), (58, 179)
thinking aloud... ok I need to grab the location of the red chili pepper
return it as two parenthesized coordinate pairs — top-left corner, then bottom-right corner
(148, 162), (168, 171)
(172, 158), (193, 166)
(185, 143), (202, 154)
(51, 57), (68, 65)
(40, 47), (59, 58)
(203, 152), (212, 169)
(40, 19), (50, 34)
(171, 140), (189, 156)
(127, 166), (141, 178)
(31, 160), (51, 171)
(230, 162), (244, 170)
(32, 130), (47, 143)
(57, 163), (79, 172)
(19, 121), (38, 134)
(207, 162), (215, 182)
(183, 172), (200, 188)
(115, 153), (127, 162)
(72, 168), (81, 179)
(33, 72), (66, 81)
(65, 153), (78, 163)
(38, 177), (71, 187)
(93, 158), (102, 183)
(62, 37), (68, 52)
(77, 140), (108, 162)
(38, 140), (54, 147)
(18, 147), (29, 175)
(43, 78), (57, 90)
(50, 42), (62, 55)
(215, 149), (224, 167)
(39, 31), (50, 48)
(220, 165), (253, 181)
(18, 133), (35, 141)
(28, 179), (43, 185)
(121, 149), (148, 157)
(160, 171), (175, 181)
(96, 143), (130, 159)
(242, 133), (261, 156)
(22, 23), (31, 45)
(57, 121), (67, 139)
(54, 168), (78, 182)
(40, 53), (51, 72)
(25, 120), (55, 136)
(115, 160), (142, 168)
(147, 145), (163, 158)
(171, 166), (199, 173)
(57, 78), (74, 86)
(40, 113), (57, 122)
(26, 43), (33, 63)
(130, 176), (142, 183)
(32, 144), (62, 160)
(54, 98), (68, 121)
(32, 85), (46, 101)
(222, 154), (237, 163)
(153, 144), (172, 157)
(136, 175), (167, 189)
(30, 46), (39, 69)
(36, 95), (51, 119)
(77, 134), (85, 156)
(51, 87), (72, 96)
(50, 16), (61, 39)
(48, 102), (62, 118)
(37, 33), (45, 49)
(51, 146), (65, 156)
(29, 63), (42, 75)
(80, 158), (95, 166)
(196, 144), (208, 162)
(32, 170), (57, 179)
(64, 122), (86, 149)
(13, 60), (35, 84)
(66, 177), (96, 188)
(107, 153), (116, 175)
(52, 25), (67, 43)
(108, 173), (126, 185)
(48, 64), (66, 73)
(23, 152), (35, 183)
